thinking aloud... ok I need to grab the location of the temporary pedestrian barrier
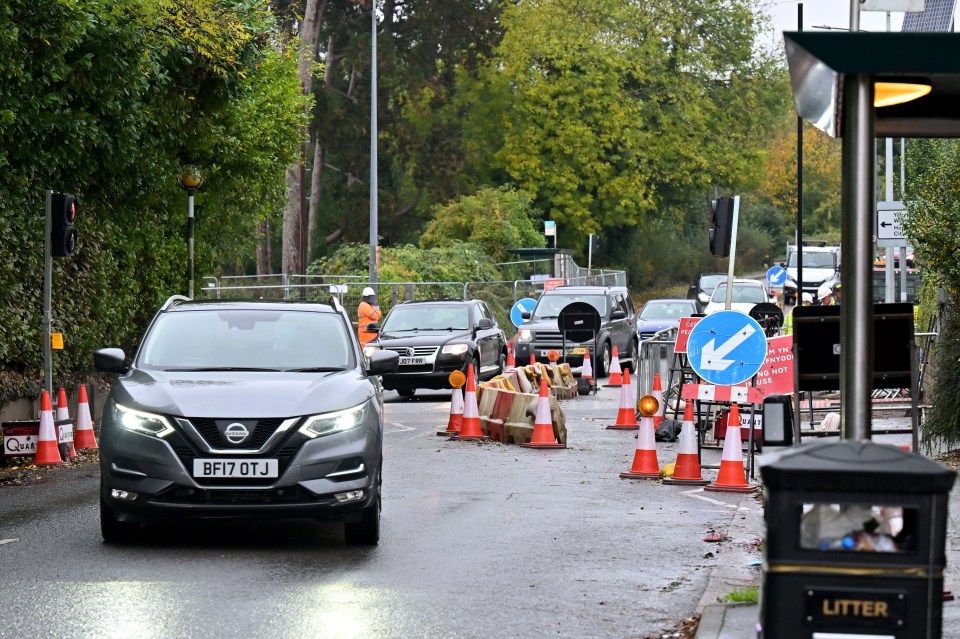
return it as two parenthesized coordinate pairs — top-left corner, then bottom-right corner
(34, 391), (67, 466)
(456, 363), (487, 440)
(520, 377), (565, 448)
(56, 387), (77, 460)
(606, 346), (623, 387)
(619, 394), (660, 480)
(74, 385), (98, 450)
(607, 368), (639, 430)
(663, 402), (709, 486)
(705, 403), (756, 493)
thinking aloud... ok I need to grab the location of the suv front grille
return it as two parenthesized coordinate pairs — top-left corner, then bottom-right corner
(531, 331), (597, 345)
(383, 346), (439, 357)
(188, 417), (285, 449)
(166, 429), (307, 487)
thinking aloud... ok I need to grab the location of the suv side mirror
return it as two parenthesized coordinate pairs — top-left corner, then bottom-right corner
(367, 349), (399, 374)
(94, 348), (128, 374)
(611, 309), (627, 320)
(476, 318), (494, 329)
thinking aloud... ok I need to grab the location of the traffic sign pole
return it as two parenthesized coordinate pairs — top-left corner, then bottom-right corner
(724, 196), (741, 310)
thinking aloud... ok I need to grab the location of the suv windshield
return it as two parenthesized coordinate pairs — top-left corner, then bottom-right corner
(713, 284), (767, 305)
(532, 294), (607, 320)
(640, 301), (694, 320)
(139, 309), (352, 371)
(787, 252), (836, 268)
(699, 274), (727, 292)
(381, 304), (471, 331)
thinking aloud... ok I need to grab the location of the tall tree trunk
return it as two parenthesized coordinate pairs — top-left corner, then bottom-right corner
(308, 32), (335, 261)
(280, 0), (324, 275)
(256, 217), (272, 275)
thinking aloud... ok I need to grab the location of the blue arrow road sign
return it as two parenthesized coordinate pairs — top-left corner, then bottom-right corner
(510, 298), (538, 328)
(766, 265), (788, 287)
(687, 311), (768, 386)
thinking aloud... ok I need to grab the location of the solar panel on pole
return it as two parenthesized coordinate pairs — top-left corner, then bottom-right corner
(902, 0), (957, 32)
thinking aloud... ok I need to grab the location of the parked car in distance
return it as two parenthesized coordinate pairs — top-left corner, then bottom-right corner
(637, 298), (699, 342)
(703, 279), (773, 316)
(94, 295), (398, 546)
(687, 273), (728, 312)
(514, 285), (638, 378)
(364, 299), (507, 397)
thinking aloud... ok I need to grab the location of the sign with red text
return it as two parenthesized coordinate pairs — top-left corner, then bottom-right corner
(674, 317), (702, 354)
(755, 335), (794, 397)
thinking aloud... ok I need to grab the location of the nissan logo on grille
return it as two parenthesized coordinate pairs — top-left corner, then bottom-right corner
(224, 423), (250, 444)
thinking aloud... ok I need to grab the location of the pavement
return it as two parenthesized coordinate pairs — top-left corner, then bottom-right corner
(694, 426), (960, 639)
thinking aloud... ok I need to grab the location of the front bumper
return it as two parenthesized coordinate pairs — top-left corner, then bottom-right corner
(100, 420), (380, 523)
(514, 342), (592, 366)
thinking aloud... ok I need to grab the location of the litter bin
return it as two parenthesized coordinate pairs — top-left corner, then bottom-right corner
(759, 440), (955, 639)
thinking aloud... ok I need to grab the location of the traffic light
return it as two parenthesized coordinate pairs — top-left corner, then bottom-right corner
(589, 234), (600, 255)
(708, 196), (734, 257)
(51, 192), (77, 257)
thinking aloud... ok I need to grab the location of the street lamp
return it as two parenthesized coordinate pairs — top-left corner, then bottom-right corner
(177, 165), (203, 299)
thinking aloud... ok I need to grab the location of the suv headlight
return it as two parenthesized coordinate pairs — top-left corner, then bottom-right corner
(363, 344), (379, 358)
(516, 329), (533, 343)
(441, 343), (469, 356)
(113, 402), (175, 438)
(299, 402), (369, 438)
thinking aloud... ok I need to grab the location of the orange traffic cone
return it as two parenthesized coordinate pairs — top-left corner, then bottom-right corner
(620, 400), (660, 480)
(506, 340), (516, 369)
(705, 403), (755, 493)
(56, 387), (77, 460)
(663, 402), (709, 486)
(35, 391), (67, 466)
(652, 374), (665, 429)
(521, 377), (565, 448)
(607, 368), (638, 430)
(74, 384), (98, 450)
(529, 354), (536, 366)
(606, 346), (623, 387)
(439, 387), (464, 436)
(457, 363), (486, 440)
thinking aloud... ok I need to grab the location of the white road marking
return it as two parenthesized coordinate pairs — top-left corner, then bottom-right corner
(681, 488), (754, 512)
(0, 539), (19, 546)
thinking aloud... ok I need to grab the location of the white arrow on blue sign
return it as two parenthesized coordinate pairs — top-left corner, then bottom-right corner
(766, 265), (788, 287)
(510, 298), (538, 328)
(687, 311), (768, 386)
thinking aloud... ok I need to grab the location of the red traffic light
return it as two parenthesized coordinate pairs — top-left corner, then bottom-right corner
(51, 192), (77, 258)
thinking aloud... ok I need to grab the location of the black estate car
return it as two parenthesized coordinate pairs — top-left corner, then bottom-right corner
(364, 299), (508, 397)
(94, 296), (398, 545)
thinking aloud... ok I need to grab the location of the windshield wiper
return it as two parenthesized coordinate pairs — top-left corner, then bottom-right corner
(285, 367), (346, 372)
(168, 367), (281, 372)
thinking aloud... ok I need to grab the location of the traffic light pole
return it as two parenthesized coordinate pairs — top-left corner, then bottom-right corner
(43, 190), (53, 396)
(723, 196), (741, 310)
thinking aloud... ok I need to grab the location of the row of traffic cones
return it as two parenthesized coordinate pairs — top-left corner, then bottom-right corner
(35, 386), (98, 466)
(618, 397), (753, 492)
(439, 363), (564, 448)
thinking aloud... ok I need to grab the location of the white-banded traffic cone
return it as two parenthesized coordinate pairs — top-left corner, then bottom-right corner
(35, 391), (67, 466)
(457, 363), (486, 440)
(619, 395), (660, 480)
(705, 403), (755, 493)
(74, 384), (98, 450)
(581, 351), (594, 388)
(652, 374), (665, 429)
(606, 368), (638, 430)
(521, 377), (565, 448)
(663, 402), (709, 486)
(606, 346), (623, 387)
(439, 387), (464, 436)
(506, 340), (516, 369)
(56, 387), (77, 460)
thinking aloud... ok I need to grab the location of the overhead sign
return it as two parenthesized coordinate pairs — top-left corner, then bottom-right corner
(510, 298), (538, 328)
(755, 335), (795, 397)
(877, 200), (907, 247)
(674, 317), (702, 354)
(766, 265), (787, 287)
(687, 311), (768, 386)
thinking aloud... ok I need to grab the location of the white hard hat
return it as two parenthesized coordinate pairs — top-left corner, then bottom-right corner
(817, 283), (832, 300)
(362, 287), (375, 297)
(801, 292), (814, 305)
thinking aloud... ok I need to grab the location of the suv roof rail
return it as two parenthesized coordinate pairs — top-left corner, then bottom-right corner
(161, 295), (192, 311)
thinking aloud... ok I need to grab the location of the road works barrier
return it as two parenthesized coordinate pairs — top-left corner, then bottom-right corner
(475, 384), (568, 446)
